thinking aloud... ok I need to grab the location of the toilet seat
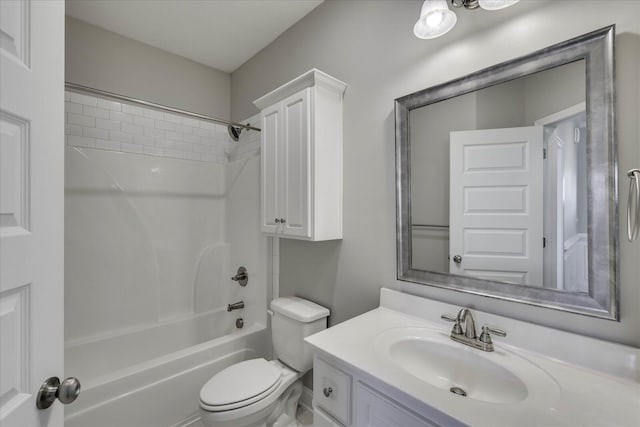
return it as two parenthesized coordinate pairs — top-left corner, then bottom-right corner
(199, 358), (283, 412)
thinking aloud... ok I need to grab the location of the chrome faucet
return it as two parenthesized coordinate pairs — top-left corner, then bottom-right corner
(441, 308), (506, 352)
(458, 308), (477, 340)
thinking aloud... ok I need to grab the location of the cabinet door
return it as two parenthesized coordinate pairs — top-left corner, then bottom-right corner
(280, 89), (311, 238)
(261, 104), (281, 233)
(355, 383), (439, 427)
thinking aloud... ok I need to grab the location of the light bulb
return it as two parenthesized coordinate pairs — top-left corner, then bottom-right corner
(426, 11), (444, 28)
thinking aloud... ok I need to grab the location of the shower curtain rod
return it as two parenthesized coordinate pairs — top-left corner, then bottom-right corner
(65, 82), (261, 132)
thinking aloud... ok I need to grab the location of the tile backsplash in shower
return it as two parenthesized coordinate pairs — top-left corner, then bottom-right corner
(64, 90), (234, 163)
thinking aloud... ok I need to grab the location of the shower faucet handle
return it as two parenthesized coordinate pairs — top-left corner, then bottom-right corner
(231, 266), (248, 286)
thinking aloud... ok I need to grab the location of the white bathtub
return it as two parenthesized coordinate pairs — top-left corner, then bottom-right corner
(65, 309), (269, 427)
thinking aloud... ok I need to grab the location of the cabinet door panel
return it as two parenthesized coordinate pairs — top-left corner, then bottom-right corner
(281, 89), (311, 238)
(355, 383), (439, 427)
(261, 105), (280, 233)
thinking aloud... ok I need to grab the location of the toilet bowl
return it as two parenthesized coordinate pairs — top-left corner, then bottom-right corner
(199, 297), (329, 427)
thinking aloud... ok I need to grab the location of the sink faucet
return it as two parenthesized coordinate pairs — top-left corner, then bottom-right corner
(457, 308), (477, 340)
(441, 308), (506, 352)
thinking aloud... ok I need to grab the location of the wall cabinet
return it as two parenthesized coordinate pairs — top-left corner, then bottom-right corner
(312, 354), (450, 427)
(254, 69), (346, 241)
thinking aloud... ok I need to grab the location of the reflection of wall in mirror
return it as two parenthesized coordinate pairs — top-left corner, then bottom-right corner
(409, 60), (586, 287)
(410, 92), (476, 272)
(550, 114), (588, 293)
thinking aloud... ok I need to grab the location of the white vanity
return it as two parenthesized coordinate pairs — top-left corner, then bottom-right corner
(305, 289), (640, 427)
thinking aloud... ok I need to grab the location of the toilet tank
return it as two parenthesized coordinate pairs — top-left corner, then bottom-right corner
(270, 297), (330, 373)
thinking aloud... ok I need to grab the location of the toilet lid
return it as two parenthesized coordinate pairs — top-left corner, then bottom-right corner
(200, 358), (282, 410)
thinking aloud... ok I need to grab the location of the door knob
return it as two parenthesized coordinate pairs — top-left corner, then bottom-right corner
(453, 255), (462, 264)
(36, 377), (81, 409)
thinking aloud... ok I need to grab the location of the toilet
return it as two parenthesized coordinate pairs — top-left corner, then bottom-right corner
(199, 297), (330, 427)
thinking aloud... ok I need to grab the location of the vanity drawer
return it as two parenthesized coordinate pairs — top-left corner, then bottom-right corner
(313, 356), (352, 426)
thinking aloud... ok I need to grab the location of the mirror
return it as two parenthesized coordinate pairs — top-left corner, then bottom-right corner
(395, 26), (618, 320)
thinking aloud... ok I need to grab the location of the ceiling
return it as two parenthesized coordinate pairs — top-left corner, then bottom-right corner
(65, 0), (324, 73)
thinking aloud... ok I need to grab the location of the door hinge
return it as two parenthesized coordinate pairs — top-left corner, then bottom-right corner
(543, 237), (546, 248)
(543, 148), (547, 159)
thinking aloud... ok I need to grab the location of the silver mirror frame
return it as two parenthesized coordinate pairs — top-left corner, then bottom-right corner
(395, 26), (618, 320)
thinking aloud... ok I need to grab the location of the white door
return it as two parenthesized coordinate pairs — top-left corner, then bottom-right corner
(449, 126), (544, 287)
(281, 89), (310, 238)
(1, 1), (66, 426)
(261, 104), (281, 234)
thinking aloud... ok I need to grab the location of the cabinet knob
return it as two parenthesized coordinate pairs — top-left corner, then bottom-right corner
(280, 218), (286, 224)
(275, 218), (280, 223)
(323, 387), (333, 397)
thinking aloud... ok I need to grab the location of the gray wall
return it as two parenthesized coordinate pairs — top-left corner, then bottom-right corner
(66, 17), (230, 119)
(231, 0), (640, 347)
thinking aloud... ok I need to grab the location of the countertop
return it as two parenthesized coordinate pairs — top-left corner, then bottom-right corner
(305, 289), (640, 427)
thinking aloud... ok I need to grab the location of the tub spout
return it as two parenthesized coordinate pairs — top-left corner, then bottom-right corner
(227, 301), (244, 312)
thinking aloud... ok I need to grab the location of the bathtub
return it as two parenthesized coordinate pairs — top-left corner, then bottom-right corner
(65, 308), (269, 427)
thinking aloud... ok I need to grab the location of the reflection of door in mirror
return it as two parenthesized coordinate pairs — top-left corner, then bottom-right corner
(449, 127), (543, 287)
(409, 59), (587, 291)
(536, 105), (588, 294)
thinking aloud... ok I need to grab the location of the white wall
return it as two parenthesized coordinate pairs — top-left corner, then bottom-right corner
(66, 17), (230, 120)
(231, 0), (640, 346)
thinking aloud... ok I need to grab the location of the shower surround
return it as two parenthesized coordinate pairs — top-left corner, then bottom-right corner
(64, 89), (267, 426)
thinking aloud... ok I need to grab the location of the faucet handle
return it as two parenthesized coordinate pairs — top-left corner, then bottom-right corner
(485, 326), (506, 337)
(479, 325), (507, 345)
(441, 314), (463, 335)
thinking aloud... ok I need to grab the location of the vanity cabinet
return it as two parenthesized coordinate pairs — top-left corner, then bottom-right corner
(254, 69), (347, 241)
(312, 354), (447, 427)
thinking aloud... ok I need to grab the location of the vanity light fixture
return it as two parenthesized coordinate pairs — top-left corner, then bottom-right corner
(413, 0), (457, 39)
(414, 0), (520, 39)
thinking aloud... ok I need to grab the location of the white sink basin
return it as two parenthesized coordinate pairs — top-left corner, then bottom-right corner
(375, 327), (559, 405)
